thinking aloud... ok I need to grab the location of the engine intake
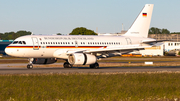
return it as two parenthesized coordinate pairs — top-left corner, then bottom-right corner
(32, 58), (57, 64)
(68, 53), (96, 65)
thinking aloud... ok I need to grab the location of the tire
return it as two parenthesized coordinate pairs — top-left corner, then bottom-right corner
(89, 63), (99, 69)
(94, 63), (99, 69)
(63, 62), (72, 68)
(90, 64), (94, 68)
(27, 64), (33, 69)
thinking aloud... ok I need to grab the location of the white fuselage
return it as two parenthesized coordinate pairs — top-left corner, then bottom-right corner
(5, 35), (155, 59)
(4, 4), (155, 69)
(5, 4), (155, 60)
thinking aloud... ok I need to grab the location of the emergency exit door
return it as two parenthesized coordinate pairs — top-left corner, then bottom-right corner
(126, 38), (132, 45)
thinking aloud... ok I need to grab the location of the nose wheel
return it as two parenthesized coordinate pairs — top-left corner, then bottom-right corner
(27, 64), (33, 69)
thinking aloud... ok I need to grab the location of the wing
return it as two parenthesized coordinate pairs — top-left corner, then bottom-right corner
(66, 45), (151, 54)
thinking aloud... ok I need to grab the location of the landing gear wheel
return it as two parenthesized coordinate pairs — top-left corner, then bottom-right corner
(63, 62), (73, 68)
(27, 64), (33, 69)
(90, 63), (99, 69)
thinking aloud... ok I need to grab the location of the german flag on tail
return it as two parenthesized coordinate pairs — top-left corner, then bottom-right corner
(142, 13), (147, 17)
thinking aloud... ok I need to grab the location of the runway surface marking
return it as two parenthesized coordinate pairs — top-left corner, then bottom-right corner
(0, 65), (180, 74)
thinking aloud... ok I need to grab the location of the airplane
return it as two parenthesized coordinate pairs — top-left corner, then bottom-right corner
(5, 4), (156, 69)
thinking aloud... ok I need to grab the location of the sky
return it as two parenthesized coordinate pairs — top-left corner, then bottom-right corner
(0, 0), (179, 35)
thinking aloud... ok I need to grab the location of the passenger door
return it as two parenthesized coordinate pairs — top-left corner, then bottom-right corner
(32, 37), (39, 50)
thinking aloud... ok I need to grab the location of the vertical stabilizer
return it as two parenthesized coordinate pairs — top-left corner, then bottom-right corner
(123, 4), (154, 38)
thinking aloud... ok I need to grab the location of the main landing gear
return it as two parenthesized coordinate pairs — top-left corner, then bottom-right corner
(63, 62), (73, 68)
(90, 62), (99, 69)
(63, 62), (99, 69)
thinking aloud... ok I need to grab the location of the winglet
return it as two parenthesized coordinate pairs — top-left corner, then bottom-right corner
(123, 4), (154, 38)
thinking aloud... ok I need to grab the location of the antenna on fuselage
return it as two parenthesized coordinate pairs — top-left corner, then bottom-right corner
(31, 32), (33, 35)
(122, 23), (124, 31)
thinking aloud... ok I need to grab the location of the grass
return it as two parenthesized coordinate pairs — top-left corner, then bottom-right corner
(1, 73), (180, 101)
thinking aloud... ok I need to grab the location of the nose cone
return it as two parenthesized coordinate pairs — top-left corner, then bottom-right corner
(5, 47), (13, 56)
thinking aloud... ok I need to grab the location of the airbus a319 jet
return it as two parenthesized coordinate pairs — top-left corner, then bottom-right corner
(5, 4), (157, 69)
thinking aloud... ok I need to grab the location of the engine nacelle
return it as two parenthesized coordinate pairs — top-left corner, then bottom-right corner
(32, 58), (57, 64)
(68, 53), (96, 65)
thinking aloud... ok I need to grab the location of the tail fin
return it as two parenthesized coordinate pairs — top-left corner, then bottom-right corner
(123, 4), (154, 38)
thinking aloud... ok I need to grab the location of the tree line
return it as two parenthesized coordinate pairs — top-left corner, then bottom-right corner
(0, 27), (97, 40)
(0, 27), (179, 40)
(148, 27), (170, 34)
(0, 30), (32, 40)
(148, 27), (180, 34)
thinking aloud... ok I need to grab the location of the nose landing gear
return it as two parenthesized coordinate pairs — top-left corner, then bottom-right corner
(27, 64), (33, 69)
(27, 58), (33, 69)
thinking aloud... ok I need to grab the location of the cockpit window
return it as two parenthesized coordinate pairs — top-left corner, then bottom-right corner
(13, 41), (18, 44)
(22, 41), (26, 44)
(12, 41), (26, 44)
(19, 41), (22, 44)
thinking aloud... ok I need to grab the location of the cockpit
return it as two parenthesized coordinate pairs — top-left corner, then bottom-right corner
(12, 41), (26, 44)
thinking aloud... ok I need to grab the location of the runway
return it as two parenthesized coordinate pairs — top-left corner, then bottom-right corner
(1, 57), (180, 74)
(1, 65), (180, 74)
